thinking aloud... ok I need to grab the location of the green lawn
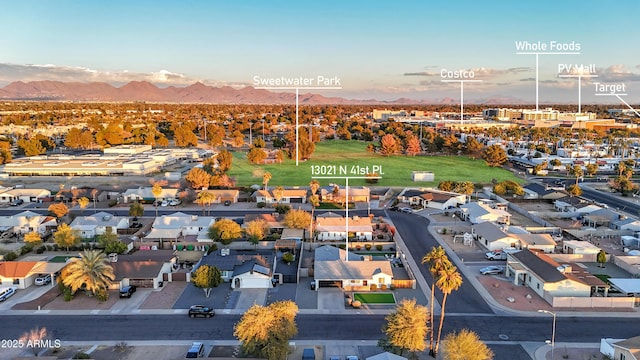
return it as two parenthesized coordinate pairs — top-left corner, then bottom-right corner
(227, 140), (520, 187)
(353, 292), (396, 304)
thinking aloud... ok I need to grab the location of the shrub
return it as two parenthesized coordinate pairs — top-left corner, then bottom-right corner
(370, 284), (378, 291)
(380, 284), (387, 291)
(442, 228), (447, 235)
(389, 284), (395, 290)
(4, 252), (17, 261)
(338, 244), (346, 249)
(72, 352), (91, 359)
(20, 244), (33, 255)
(108, 200), (118, 207)
(355, 245), (361, 250)
(375, 245), (383, 251)
(274, 204), (291, 214)
(365, 244), (372, 250)
(282, 252), (294, 263)
(351, 300), (361, 308)
(36, 245), (46, 254)
(256, 202), (266, 208)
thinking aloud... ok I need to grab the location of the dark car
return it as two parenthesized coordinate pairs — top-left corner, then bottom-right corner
(223, 200), (231, 206)
(188, 305), (215, 318)
(10, 199), (24, 206)
(119, 285), (137, 298)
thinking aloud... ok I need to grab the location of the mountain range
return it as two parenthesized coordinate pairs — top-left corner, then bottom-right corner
(0, 80), (526, 105)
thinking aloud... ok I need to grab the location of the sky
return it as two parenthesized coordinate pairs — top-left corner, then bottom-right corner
(1, 0), (640, 104)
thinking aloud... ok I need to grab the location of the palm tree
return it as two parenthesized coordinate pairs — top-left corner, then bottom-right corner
(61, 250), (115, 299)
(196, 191), (217, 215)
(151, 184), (163, 217)
(262, 171), (272, 191)
(434, 265), (463, 355)
(421, 246), (452, 354)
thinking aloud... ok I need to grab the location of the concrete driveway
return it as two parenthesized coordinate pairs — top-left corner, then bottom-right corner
(317, 288), (345, 310)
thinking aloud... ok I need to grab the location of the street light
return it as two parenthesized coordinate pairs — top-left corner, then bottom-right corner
(538, 309), (556, 360)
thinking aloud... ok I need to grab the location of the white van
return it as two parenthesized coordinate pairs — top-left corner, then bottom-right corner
(185, 342), (204, 358)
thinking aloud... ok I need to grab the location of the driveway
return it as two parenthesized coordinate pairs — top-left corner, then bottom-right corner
(317, 288), (345, 310)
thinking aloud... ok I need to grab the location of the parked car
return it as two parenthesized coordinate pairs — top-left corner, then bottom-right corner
(0, 287), (16, 302)
(479, 265), (505, 275)
(168, 199), (181, 206)
(10, 199), (24, 206)
(185, 342), (204, 358)
(160, 200), (169, 207)
(223, 200), (232, 206)
(188, 305), (215, 318)
(34, 274), (52, 286)
(346, 356), (359, 360)
(119, 285), (137, 298)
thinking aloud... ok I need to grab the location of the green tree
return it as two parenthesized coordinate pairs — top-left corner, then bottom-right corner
(129, 201), (144, 217)
(438, 181), (454, 192)
(273, 186), (284, 204)
(151, 183), (163, 217)
(481, 145), (508, 167)
(77, 197), (90, 214)
(24, 231), (42, 246)
(382, 298), (429, 357)
(421, 246), (452, 353)
(245, 219), (268, 247)
(17, 137), (46, 156)
(282, 209), (311, 229)
(209, 219), (243, 245)
(97, 227), (127, 254)
(405, 135), (422, 156)
(567, 184), (582, 197)
(186, 167), (211, 190)
(54, 223), (80, 252)
(597, 250), (607, 268)
(585, 163), (598, 177)
(191, 264), (222, 298)
(441, 329), (493, 360)
(452, 181), (475, 195)
(234, 300), (298, 360)
(568, 164), (584, 186)
(0, 141), (13, 164)
(60, 250), (115, 300)
(434, 265), (463, 355)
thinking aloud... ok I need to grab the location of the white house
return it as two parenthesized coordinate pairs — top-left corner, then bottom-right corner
(69, 211), (129, 239)
(472, 222), (518, 251)
(122, 187), (179, 203)
(460, 202), (511, 224)
(312, 245), (393, 290)
(231, 259), (273, 289)
(145, 212), (215, 243)
(562, 240), (602, 255)
(399, 188), (466, 210)
(0, 188), (51, 203)
(0, 211), (57, 235)
(315, 216), (373, 241)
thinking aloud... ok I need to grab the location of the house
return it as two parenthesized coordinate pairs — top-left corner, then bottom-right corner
(122, 187), (179, 203)
(523, 183), (567, 200)
(510, 233), (556, 253)
(0, 211), (57, 235)
(613, 217), (640, 232)
(312, 245), (393, 290)
(366, 352), (408, 360)
(198, 189), (239, 204)
(146, 212), (215, 244)
(251, 189), (307, 204)
(399, 188), (466, 210)
(243, 213), (284, 234)
(460, 202), (511, 224)
(0, 260), (66, 289)
(610, 335), (640, 360)
(320, 186), (370, 203)
(0, 188), (51, 204)
(110, 250), (176, 289)
(199, 249), (274, 288)
(55, 187), (108, 204)
(472, 222), (518, 251)
(69, 211), (129, 239)
(562, 240), (602, 255)
(315, 216), (373, 241)
(554, 196), (585, 212)
(583, 208), (622, 228)
(506, 249), (607, 303)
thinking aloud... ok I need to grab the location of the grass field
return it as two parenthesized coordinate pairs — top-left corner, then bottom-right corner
(353, 292), (396, 304)
(227, 140), (520, 187)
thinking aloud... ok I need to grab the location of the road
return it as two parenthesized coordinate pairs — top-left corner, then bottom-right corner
(0, 314), (634, 343)
(388, 211), (493, 314)
(580, 186), (639, 214)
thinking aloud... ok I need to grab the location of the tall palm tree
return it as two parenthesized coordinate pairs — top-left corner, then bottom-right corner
(421, 246), (452, 354)
(61, 250), (115, 299)
(434, 265), (463, 355)
(151, 184), (163, 217)
(262, 171), (272, 191)
(196, 191), (217, 216)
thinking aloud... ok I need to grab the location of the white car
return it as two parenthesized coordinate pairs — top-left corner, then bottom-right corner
(35, 274), (52, 286)
(0, 287), (16, 302)
(160, 200), (169, 207)
(480, 265), (505, 275)
(168, 199), (181, 206)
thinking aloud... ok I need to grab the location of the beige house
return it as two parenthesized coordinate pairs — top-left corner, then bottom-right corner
(315, 216), (373, 241)
(312, 245), (393, 290)
(506, 249), (608, 303)
(611, 335), (640, 360)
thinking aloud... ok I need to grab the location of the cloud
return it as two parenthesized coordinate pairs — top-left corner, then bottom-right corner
(596, 65), (640, 82)
(403, 71), (439, 76)
(0, 63), (247, 87)
(520, 77), (535, 82)
(404, 66), (532, 79)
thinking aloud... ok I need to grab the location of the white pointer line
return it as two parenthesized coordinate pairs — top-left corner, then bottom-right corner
(558, 74), (598, 78)
(255, 87), (343, 90)
(312, 176), (382, 180)
(594, 93), (628, 96)
(615, 94), (640, 118)
(440, 80), (483, 83)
